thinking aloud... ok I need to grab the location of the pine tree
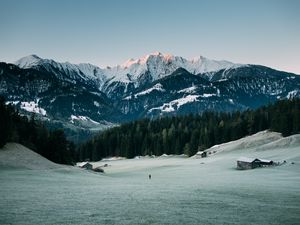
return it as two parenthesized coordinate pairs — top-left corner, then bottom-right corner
(183, 143), (191, 157)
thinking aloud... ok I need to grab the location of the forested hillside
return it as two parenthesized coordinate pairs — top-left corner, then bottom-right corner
(2, 94), (299, 164)
(78, 99), (300, 161)
(0, 96), (76, 165)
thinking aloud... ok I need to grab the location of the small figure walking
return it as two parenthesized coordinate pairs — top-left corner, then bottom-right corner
(149, 174), (151, 180)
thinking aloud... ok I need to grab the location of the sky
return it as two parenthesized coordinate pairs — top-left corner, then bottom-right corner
(0, 0), (299, 74)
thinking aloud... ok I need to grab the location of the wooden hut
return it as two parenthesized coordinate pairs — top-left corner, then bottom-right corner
(194, 151), (207, 158)
(237, 157), (259, 170)
(77, 162), (93, 170)
(237, 157), (274, 170)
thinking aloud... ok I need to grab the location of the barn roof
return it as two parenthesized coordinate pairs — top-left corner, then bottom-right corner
(237, 157), (273, 163)
(259, 159), (273, 163)
(237, 157), (256, 163)
(77, 162), (92, 167)
(195, 151), (204, 155)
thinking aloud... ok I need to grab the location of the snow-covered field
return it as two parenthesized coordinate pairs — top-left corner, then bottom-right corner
(0, 131), (300, 225)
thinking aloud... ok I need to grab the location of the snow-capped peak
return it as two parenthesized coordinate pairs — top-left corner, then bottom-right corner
(14, 52), (244, 90)
(15, 55), (107, 82)
(106, 52), (243, 84)
(122, 58), (136, 68)
(151, 51), (163, 56)
(121, 52), (177, 68)
(186, 55), (240, 74)
(122, 52), (166, 67)
(15, 54), (42, 68)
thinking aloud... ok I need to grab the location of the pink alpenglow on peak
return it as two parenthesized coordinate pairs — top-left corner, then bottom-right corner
(15, 52), (244, 86)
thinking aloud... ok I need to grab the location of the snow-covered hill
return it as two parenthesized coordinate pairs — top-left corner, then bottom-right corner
(90, 130), (300, 174)
(0, 143), (62, 170)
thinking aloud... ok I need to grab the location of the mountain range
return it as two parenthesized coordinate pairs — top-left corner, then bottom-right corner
(1, 52), (299, 141)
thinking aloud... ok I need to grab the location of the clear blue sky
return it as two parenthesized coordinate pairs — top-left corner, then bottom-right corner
(0, 0), (299, 73)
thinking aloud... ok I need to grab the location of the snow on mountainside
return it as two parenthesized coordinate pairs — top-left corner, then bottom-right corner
(15, 52), (244, 87)
(15, 54), (42, 68)
(104, 52), (243, 84)
(20, 101), (47, 116)
(149, 94), (200, 113)
(124, 83), (166, 100)
(3, 53), (300, 141)
(15, 55), (107, 84)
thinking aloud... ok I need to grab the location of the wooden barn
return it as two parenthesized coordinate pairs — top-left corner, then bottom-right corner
(77, 162), (93, 170)
(194, 151), (207, 158)
(237, 157), (273, 170)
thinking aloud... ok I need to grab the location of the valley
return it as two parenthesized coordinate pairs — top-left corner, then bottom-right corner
(0, 131), (299, 225)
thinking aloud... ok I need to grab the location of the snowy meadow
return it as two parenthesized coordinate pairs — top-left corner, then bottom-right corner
(0, 131), (299, 225)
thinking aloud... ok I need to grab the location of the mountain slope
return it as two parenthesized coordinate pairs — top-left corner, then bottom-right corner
(15, 55), (107, 92)
(100, 52), (244, 98)
(15, 52), (244, 98)
(118, 67), (300, 118)
(0, 62), (123, 138)
(0, 52), (299, 140)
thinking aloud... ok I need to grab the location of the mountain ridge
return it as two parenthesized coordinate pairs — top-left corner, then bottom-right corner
(1, 53), (299, 141)
(15, 52), (245, 85)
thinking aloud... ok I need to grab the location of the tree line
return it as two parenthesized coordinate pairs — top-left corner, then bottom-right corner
(0, 96), (76, 165)
(78, 98), (300, 161)
(1, 96), (299, 164)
